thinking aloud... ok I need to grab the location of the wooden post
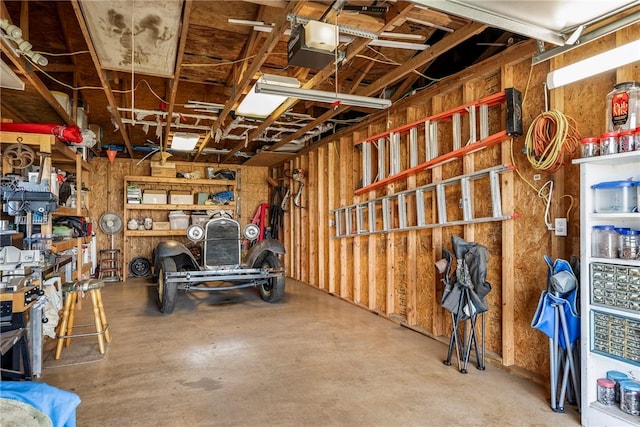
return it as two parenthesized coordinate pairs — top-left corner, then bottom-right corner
(500, 67), (516, 366)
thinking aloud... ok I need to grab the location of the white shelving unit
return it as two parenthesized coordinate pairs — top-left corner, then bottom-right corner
(574, 151), (640, 426)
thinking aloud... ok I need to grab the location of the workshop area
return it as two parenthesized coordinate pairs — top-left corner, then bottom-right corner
(1, 1), (640, 426)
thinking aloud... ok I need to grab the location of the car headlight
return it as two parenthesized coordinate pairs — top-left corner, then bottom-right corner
(186, 224), (204, 242)
(243, 223), (260, 241)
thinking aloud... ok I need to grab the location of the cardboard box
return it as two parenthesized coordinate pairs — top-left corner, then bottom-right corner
(151, 161), (176, 178)
(142, 190), (167, 204)
(152, 221), (170, 230)
(169, 191), (193, 205)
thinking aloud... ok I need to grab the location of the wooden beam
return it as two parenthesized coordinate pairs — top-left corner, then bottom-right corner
(70, 0), (134, 158)
(500, 66), (516, 366)
(162, 0), (193, 153)
(224, 1), (416, 162)
(194, 1), (305, 160)
(259, 22), (488, 156)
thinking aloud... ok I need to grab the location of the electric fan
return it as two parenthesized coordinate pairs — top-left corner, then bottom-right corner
(99, 212), (123, 249)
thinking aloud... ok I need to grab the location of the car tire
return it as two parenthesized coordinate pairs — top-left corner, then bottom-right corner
(158, 258), (178, 314)
(258, 253), (285, 303)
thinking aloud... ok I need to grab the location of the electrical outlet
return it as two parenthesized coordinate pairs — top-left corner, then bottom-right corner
(533, 174), (541, 181)
(555, 218), (567, 236)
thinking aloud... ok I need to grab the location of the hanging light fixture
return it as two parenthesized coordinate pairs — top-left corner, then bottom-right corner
(255, 82), (392, 110)
(236, 74), (301, 118)
(546, 39), (640, 89)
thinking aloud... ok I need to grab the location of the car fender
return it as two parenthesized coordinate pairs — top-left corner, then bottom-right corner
(153, 240), (199, 276)
(244, 239), (286, 268)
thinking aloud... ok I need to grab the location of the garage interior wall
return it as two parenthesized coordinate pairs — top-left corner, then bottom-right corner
(88, 159), (269, 268)
(272, 22), (640, 383)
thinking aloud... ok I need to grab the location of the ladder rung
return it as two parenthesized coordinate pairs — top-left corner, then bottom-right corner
(460, 177), (472, 222)
(490, 170), (502, 217)
(409, 127), (418, 168)
(480, 104), (489, 141)
(377, 137), (386, 180)
(452, 113), (461, 151)
(436, 183), (447, 225)
(382, 198), (390, 231)
(362, 142), (372, 187)
(398, 194), (407, 229)
(467, 106), (477, 145)
(368, 200), (376, 233)
(416, 189), (426, 227)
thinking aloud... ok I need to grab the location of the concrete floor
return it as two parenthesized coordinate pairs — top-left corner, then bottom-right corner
(40, 278), (580, 427)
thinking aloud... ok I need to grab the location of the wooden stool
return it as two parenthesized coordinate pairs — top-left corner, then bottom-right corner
(55, 279), (111, 360)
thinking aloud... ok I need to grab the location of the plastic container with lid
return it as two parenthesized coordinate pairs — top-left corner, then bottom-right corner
(581, 137), (600, 157)
(619, 229), (640, 260)
(597, 378), (616, 406)
(592, 225), (619, 258)
(607, 370), (629, 404)
(620, 381), (640, 415)
(607, 81), (640, 132)
(600, 132), (619, 155)
(592, 180), (638, 213)
(635, 127), (640, 151)
(618, 129), (635, 152)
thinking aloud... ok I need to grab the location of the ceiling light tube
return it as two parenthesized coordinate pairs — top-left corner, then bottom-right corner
(380, 32), (425, 41)
(255, 82), (391, 110)
(546, 39), (640, 89)
(236, 74), (301, 118)
(0, 58), (25, 90)
(405, 17), (454, 33)
(369, 39), (429, 50)
(228, 19), (265, 26)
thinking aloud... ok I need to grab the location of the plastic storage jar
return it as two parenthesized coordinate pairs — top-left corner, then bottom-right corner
(607, 81), (640, 131)
(618, 129), (635, 152)
(607, 370), (629, 404)
(592, 180), (638, 213)
(620, 381), (640, 415)
(635, 127), (640, 151)
(597, 378), (616, 406)
(581, 137), (600, 157)
(592, 225), (618, 258)
(619, 229), (640, 260)
(600, 131), (619, 155)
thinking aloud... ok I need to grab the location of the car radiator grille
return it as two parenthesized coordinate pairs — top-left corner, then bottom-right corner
(204, 219), (241, 268)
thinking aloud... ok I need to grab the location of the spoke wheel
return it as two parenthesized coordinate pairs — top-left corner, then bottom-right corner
(157, 258), (177, 314)
(258, 253), (285, 303)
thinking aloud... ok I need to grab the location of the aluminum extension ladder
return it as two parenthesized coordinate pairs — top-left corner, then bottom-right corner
(357, 89), (521, 195)
(331, 164), (518, 238)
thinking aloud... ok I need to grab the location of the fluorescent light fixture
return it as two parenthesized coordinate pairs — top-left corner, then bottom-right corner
(0, 58), (24, 90)
(228, 19), (265, 26)
(170, 132), (200, 151)
(304, 20), (337, 52)
(255, 82), (391, 110)
(236, 74), (300, 118)
(369, 39), (429, 51)
(546, 39), (640, 89)
(380, 32), (425, 41)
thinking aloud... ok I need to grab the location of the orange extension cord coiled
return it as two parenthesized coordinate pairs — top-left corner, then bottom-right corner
(525, 109), (581, 173)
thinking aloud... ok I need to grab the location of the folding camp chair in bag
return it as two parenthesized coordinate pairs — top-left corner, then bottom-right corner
(531, 255), (580, 412)
(438, 236), (492, 374)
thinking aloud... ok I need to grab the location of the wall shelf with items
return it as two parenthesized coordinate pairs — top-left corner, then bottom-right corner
(122, 174), (238, 280)
(0, 131), (92, 281)
(573, 151), (640, 426)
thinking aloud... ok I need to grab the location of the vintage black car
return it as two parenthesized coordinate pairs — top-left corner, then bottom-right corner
(153, 216), (285, 314)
